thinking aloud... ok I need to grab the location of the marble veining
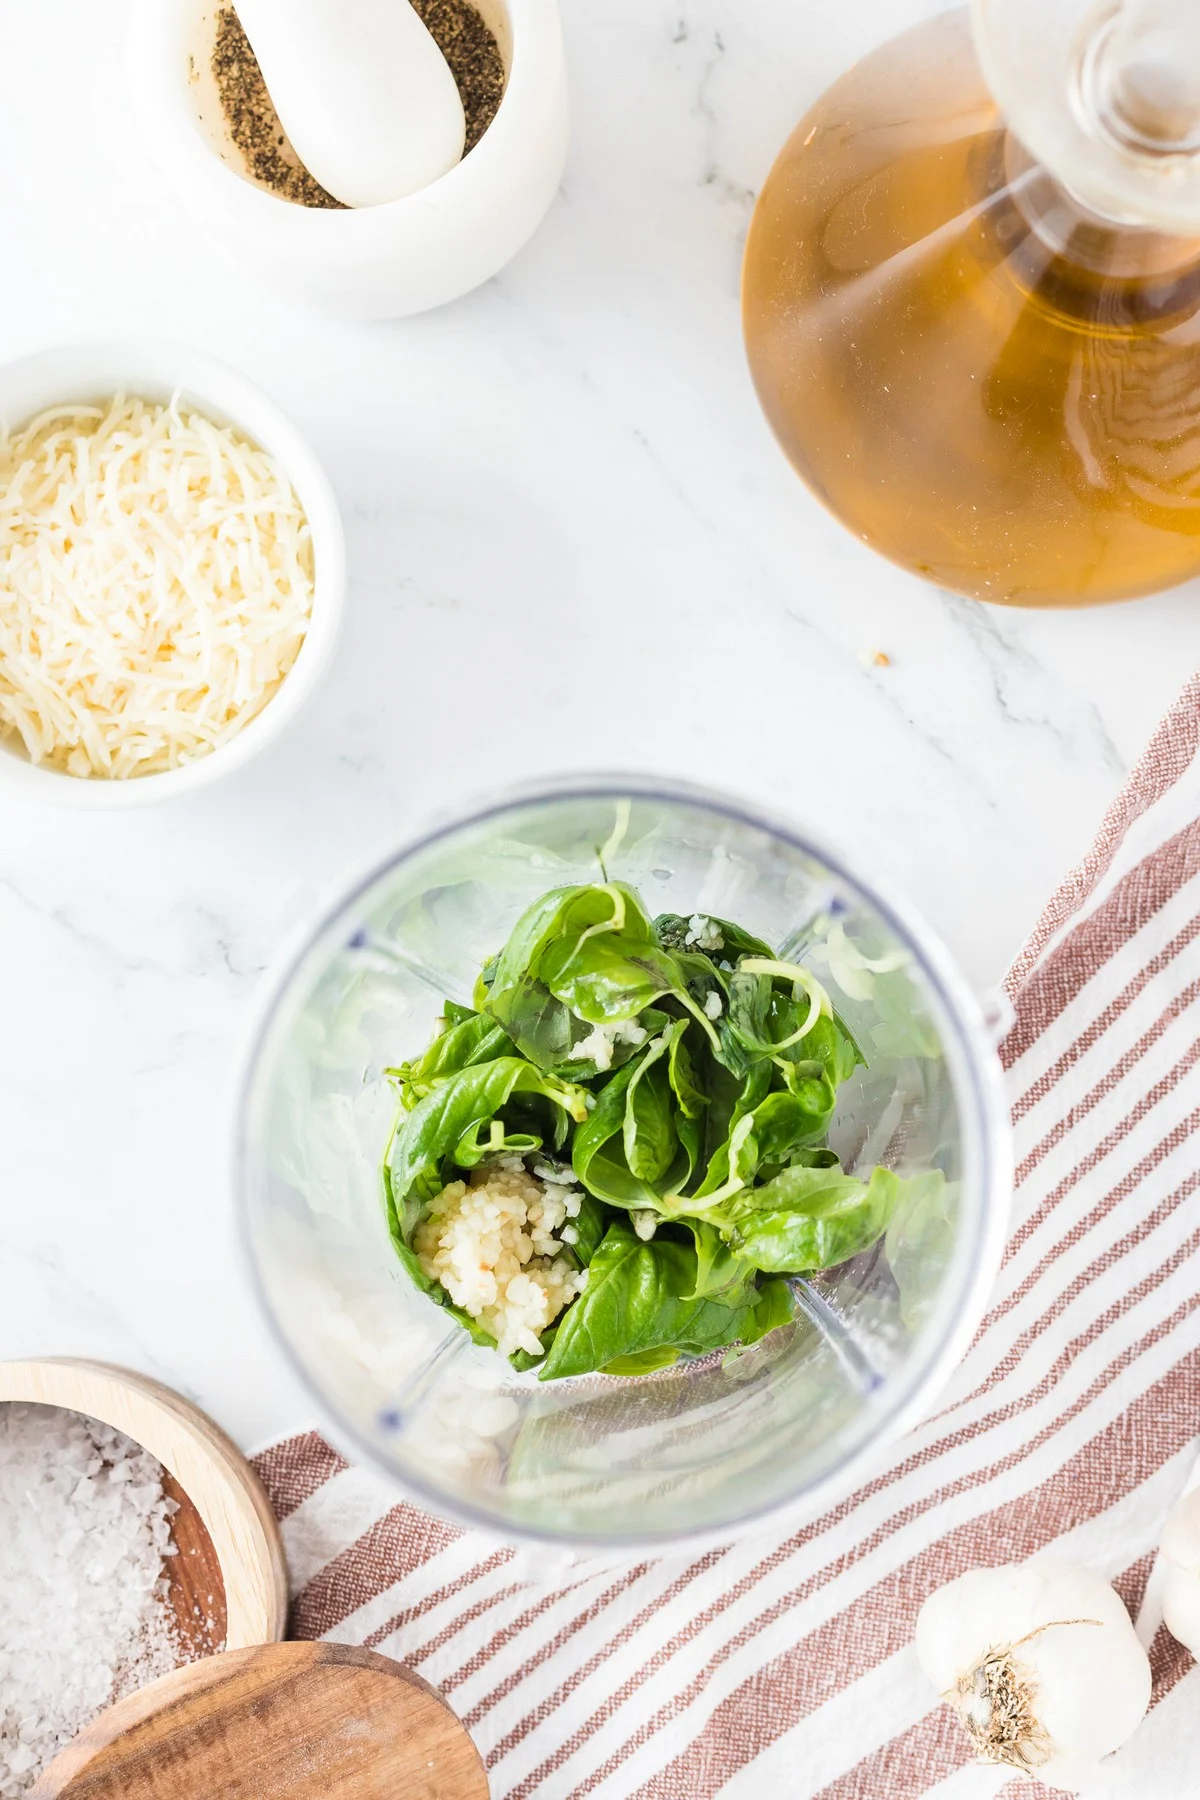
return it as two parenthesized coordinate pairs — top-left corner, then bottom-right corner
(2, 0), (1200, 1448)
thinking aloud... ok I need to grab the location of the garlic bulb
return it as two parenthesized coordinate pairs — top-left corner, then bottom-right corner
(915, 1559), (1151, 1788)
(1160, 1490), (1200, 1656)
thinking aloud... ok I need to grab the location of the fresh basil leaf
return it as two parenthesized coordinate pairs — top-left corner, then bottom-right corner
(490, 983), (655, 1079)
(391, 1009), (512, 1104)
(578, 1130), (699, 1213)
(726, 967), (826, 1061)
(691, 1061), (772, 1202)
(479, 883), (681, 1074)
(727, 1161), (862, 1221)
(684, 1220), (759, 1300)
(488, 971), (588, 1073)
(381, 1167), (499, 1350)
(716, 921), (778, 962)
(548, 1096), (572, 1151)
(773, 1065), (837, 1142)
(725, 967), (775, 1056)
(472, 954), (499, 1007)
(571, 1056), (638, 1188)
(671, 948), (729, 1016)
(727, 1165), (907, 1273)
(667, 1023), (708, 1119)
(638, 1006), (673, 1036)
(489, 883), (658, 1020)
(712, 1019), (761, 1080)
(624, 1034), (678, 1184)
(475, 889), (603, 1052)
(570, 1191), (611, 1266)
(540, 931), (682, 1026)
(831, 1010), (868, 1078)
(488, 883), (728, 1069)
(774, 1010), (865, 1085)
(386, 1058), (590, 1226)
(555, 1004), (673, 1085)
(603, 1347), (681, 1376)
(675, 1111), (702, 1192)
(683, 1078), (833, 1204)
(754, 1084), (835, 1158)
(537, 1221), (792, 1380)
(492, 885), (619, 996)
(570, 1036), (694, 1211)
(652, 913), (774, 963)
(738, 1274), (796, 1346)
(575, 1144), (672, 1209)
(697, 1055), (745, 1170)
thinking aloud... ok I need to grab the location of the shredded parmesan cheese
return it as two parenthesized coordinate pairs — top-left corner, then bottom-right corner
(0, 393), (314, 778)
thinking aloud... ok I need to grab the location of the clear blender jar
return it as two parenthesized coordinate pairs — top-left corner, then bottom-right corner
(237, 782), (1009, 1548)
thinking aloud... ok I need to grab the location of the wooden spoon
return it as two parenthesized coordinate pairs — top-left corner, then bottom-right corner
(30, 1642), (491, 1800)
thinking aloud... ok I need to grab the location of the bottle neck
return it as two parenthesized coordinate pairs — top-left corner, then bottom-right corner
(973, 0), (1200, 234)
(1003, 133), (1200, 280)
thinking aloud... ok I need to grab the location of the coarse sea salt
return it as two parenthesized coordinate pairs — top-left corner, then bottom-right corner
(0, 1404), (183, 1796)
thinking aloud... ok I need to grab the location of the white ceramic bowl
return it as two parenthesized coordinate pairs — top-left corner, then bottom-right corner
(129, 0), (569, 320)
(0, 339), (345, 809)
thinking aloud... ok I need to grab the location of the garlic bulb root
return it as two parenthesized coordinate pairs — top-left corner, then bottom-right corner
(915, 1559), (1151, 1789)
(948, 1617), (1098, 1772)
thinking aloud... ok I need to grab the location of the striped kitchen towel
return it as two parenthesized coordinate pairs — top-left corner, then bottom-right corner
(252, 672), (1200, 1800)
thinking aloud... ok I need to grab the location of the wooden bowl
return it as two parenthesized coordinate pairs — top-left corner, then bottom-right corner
(0, 1358), (287, 1652)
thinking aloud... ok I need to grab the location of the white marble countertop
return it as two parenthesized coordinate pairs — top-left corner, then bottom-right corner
(2, 0), (1199, 1452)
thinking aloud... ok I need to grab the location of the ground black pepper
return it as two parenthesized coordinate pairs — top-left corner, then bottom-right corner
(409, 0), (505, 156)
(212, 0), (506, 210)
(213, 8), (344, 209)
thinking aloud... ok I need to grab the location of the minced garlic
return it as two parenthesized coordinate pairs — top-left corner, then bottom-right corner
(413, 1164), (588, 1359)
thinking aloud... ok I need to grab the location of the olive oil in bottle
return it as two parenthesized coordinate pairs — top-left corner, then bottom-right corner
(743, 2), (1200, 606)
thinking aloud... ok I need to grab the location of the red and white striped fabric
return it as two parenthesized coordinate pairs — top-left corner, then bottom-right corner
(252, 673), (1200, 1800)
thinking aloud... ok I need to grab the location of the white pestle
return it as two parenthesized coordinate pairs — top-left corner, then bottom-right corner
(232, 0), (467, 208)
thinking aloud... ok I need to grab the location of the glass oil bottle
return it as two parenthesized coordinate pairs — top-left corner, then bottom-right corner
(743, 0), (1200, 605)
